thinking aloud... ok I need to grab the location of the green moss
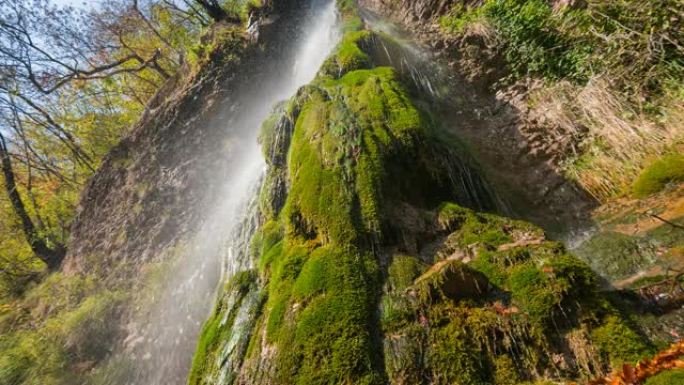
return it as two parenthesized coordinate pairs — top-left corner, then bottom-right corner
(284, 63), (442, 246)
(426, 305), (490, 385)
(187, 311), (222, 385)
(590, 315), (651, 369)
(509, 264), (560, 324)
(493, 355), (520, 385)
(644, 369), (684, 385)
(437, 202), (472, 230)
(188, 270), (260, 385)
(469, 251), (508, 287)
(387, 255), (425, 291)
(633, 154), (684, 197)
(189, 6), (653, 382)
(245, 26), (457, 383)
(419, 202), (649, 381)
(252, 220), (284, 273)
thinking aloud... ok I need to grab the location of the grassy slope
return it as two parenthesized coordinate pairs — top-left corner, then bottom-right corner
(439, 0), (683, 201)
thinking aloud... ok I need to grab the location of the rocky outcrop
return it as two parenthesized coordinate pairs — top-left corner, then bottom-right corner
(358, 0), (599, 236)
(188, 16), (653, 384)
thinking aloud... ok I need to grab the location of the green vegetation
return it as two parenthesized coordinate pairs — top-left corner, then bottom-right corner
(645, 369), (684, 385)
(590, 315), (652, 368)
(439, 0), (683, 200)
(192, 8), (494, 381)
(0, 0), (256, 298)
(442, 0), (592, 82)
(0, 273), (125, 385)
(440, 0), (683, 99)
(188, 270), (260, 385)
(632, 154), (684, 198)
(0, 2), (257, 382)
(382, 202), (651, 383)
(184, 2), (659, 382)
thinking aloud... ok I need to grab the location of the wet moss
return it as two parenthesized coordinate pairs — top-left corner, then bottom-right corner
(427, 309), (490, 385)
(388, 255), (426, 292)
(187, 270), (259, 385)
(243, 21), (468, 384)
(590, 315), (651, 369)
(493, 355), (521, 385)
(632, 154), (684, 198)
(282, 64), (442, 247)
(644, 368), (684, 385)
(380, 201), (652, 382)
(320, 31), (373, 77)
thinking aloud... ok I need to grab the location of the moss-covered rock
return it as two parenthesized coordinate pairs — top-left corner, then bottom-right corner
(574, 231), (658, 281)
(380, 202), (653, 383)
(188, 270), (263, 385)
(188, 3), (654, 384)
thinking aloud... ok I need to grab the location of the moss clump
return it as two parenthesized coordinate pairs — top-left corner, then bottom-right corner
(493, 355), (521, 385)
(381, 201), (652, 382)
(283, 64), (463, 246)
(427, 306), (490, 385)
(645, 368), (684, 385)
(438, 202), (540, 249)
(632, 154), (684, 198)
(387, 255), (426, 292)
(590, 315), (652, 369)
(320, 31), (373, 77)
(237, 13), (492, 382)
(274, 246), (382, 385)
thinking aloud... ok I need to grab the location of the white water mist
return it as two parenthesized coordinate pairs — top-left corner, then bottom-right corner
(121, 2), (341, 384)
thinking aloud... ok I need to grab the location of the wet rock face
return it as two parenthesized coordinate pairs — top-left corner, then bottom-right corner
(64, 33), (248, 273)
(63, 0), (315, 274)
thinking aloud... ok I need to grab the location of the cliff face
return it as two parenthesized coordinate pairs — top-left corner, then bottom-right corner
(187, 6), (654, 384)
(63, 1), (308, 274)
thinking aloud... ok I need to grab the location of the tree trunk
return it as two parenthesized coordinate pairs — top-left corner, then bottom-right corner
(0, 134), (65, 270)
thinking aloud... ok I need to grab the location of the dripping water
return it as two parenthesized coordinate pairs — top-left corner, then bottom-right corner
(108, 2), (342, 384)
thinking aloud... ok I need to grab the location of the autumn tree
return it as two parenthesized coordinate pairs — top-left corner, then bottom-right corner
(0, 0), (211, 287)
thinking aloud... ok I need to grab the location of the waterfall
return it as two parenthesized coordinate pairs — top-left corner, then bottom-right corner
(117, 2), (342, 384)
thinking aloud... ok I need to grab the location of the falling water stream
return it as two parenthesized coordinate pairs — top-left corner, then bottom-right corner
(116, 2), (342, 384)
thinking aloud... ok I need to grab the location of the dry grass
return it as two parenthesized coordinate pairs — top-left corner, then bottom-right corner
(528, 77), (684, 201)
